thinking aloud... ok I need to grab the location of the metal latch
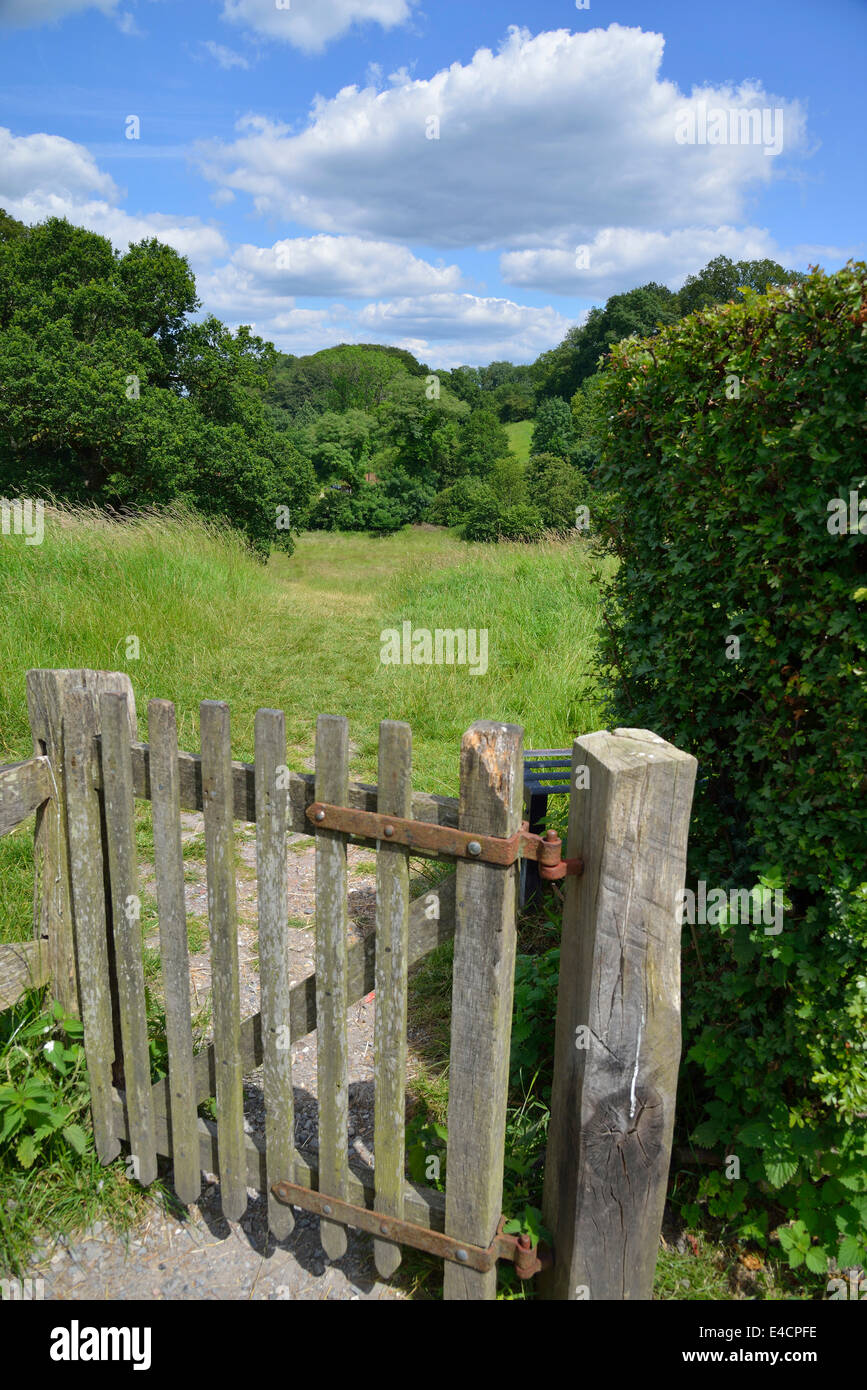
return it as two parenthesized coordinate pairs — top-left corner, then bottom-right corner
(305, 803), (583, 880)
(271, 1180), (553, 1279)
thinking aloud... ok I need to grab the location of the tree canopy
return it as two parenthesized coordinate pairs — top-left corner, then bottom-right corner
(0, 214), (314, 554)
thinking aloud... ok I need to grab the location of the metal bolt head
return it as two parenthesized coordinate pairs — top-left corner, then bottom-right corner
(456, 1248), (469, 1262)
(322, 1203), (332, 1215)
(380, 1223), (389, 1235)
(467, 841), (482, 857)
(314, 809), (326, 822)
(383, 824), (394, 837)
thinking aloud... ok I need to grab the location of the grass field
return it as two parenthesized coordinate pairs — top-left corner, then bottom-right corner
(505, 419), (533, 463)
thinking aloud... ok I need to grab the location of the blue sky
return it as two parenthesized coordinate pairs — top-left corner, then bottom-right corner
(1, 0), (864, 367)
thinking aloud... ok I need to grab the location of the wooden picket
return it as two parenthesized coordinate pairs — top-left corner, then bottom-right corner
(149, 698), (200, 1207)
(1, 668), (695, 1302)
(314, 714), (351, 1259)
(372, 720), (412, 1278)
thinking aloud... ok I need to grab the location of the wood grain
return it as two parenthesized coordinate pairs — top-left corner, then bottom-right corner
(149, 699), (200, 1206)
(314, 714), (350, 1259)
(373, 720), (412, 1278)
(443, 721), (523, 1300)
(255, 707), (295, 1239)
(539, 728), (697, 1301)
(201, 701), (246, 1223)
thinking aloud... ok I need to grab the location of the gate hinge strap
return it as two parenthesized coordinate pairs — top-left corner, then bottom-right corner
(271, 1180), (552, 1279)
(305, 802), (583, 879)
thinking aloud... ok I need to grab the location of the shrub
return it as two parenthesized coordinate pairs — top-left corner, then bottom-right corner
(428, 476), (498, 528)
(525, 452), (588, 532)
(594, 263), (867, 1274)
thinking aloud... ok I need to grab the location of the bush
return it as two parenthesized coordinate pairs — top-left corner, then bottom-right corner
(525, 452), (588, 532)
(427, 476), (497, 527)
(307, 482), (406, 534)
(594, 263), (867, 1275)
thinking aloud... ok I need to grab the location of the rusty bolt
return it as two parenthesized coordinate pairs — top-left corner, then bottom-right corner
(383, 825), (394, 837)
(467, 841), (482, 857)
(314, 809), (326, 822)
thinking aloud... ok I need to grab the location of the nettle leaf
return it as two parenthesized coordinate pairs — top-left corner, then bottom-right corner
(837, 1235), (865, 1267)
(16, 1133), (39, 1168)
(805, 1246), (829, 1275)
(737, 1121), (774, 1148)
(764, 1158), (799, 1188)
(62, 1123), (88, 1155)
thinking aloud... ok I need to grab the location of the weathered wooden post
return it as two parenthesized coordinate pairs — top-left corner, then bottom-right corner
(26, 669), (137, 1018)
(539, 728), (697, 1301)
(444, 720), (523, 1301)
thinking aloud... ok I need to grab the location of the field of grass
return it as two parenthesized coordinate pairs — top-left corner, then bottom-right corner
(0, 505), (604, 798)
(505, 419), (533, 463)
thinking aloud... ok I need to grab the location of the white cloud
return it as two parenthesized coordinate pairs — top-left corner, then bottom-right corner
(355, 292), (572, 365)
(500, 225), (795, 297)
(210, 235), (464, 301)
(0, 128), (228, 264)
(197, 25), (807, 251)
(201, 39), (250, 70)
(199, 285), (569, 366)
(0, 128), (118, 202)
(0, 0), (119, 26)
(221, 0), (415, 55)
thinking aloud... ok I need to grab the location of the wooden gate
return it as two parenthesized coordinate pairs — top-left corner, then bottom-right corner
(1, 668), (697, 1301)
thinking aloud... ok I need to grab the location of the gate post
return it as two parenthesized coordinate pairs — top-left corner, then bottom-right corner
(26, 670), (137, 1018)
(539, 728), (697, 1301)
(443, 721), (523, 1301)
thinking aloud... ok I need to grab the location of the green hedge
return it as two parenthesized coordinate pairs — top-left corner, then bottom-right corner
(594, 263), (867, 1275)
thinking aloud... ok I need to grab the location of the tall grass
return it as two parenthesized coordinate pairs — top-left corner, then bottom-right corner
(0, 504), (606, 787)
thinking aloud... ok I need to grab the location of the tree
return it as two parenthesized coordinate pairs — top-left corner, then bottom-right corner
(0, 212), (314, 555)
(453, 406), (510, 477)
(530, 397), (577, 461)
(570, 373), (607, 473)
(676, 255), (806, 316)
(534, 282), (680, 401)
(525, 453), (587, 532)
(375, 375), (467, 485)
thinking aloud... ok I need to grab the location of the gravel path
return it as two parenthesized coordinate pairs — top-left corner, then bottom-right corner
(24, 813), (431, 1301)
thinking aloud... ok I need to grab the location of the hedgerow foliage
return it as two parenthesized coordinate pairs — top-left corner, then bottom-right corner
(594, 263), (867, 1273)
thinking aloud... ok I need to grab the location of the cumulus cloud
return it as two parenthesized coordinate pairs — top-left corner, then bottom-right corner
(355, 293), (572, 364)
(0, 0), (119, 26)
(0, 128), (228, 264)
(0, 128), (118, 202)
(210, 235), (464, 301)
(220, 0), (416, 55)
(197, 284), (569, 366)
(500, 225), (796, 297)
(196, 25), (807, 250)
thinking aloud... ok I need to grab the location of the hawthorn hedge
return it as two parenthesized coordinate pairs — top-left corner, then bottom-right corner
(594, 263), (867, 1275)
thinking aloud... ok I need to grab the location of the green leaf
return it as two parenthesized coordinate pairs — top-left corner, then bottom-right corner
(62, 1123), (88, 1155)
(804, 1246), (829, 1275)
(764, 1159), (799, 1188)
(838, 1235), (865, 1267)
(16, 1133), (39, 1167)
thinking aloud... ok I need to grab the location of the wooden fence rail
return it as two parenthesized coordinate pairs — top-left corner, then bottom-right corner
(0, 668), (697, 1301)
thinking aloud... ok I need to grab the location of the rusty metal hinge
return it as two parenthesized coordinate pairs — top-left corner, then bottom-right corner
(271, 1180), (552, 1279)
(305, 803), (583, 880)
